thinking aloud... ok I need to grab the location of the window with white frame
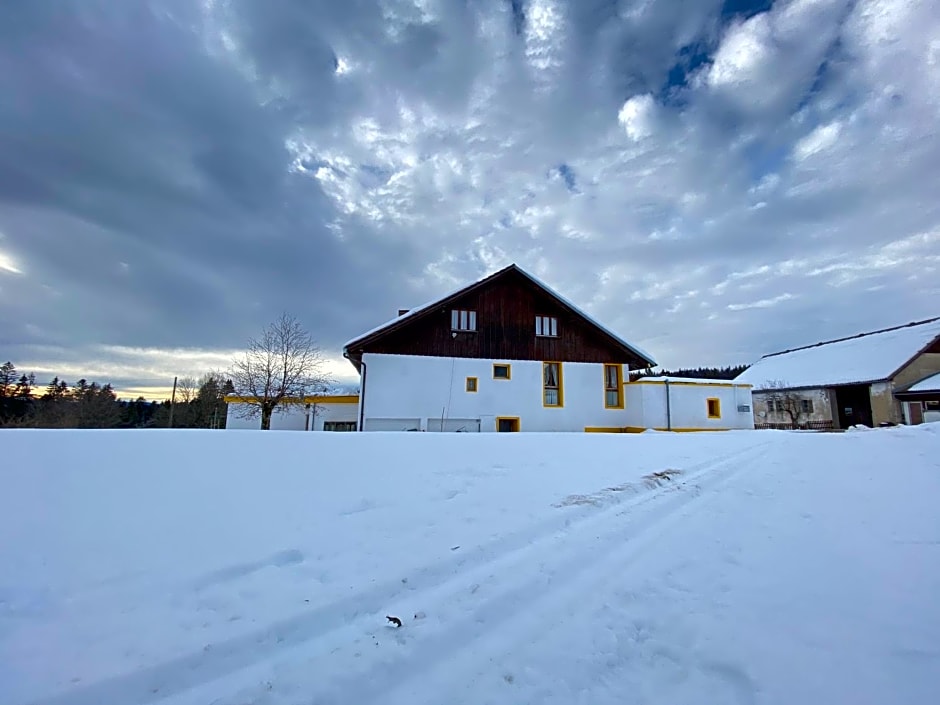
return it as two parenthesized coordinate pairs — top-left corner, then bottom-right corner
(451, 309), (477, 331)
(535, 315), (558, 337)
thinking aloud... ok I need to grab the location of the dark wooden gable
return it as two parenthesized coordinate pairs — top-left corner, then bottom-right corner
(345, 266), (653, 368)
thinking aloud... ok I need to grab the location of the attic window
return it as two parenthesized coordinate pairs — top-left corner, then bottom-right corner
(451, 309), (477, 331)
(535, 315), (558, 337)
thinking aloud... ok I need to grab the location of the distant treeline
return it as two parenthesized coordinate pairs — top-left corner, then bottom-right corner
(0, 361), (232, 429)
(632, 365), (749, 380)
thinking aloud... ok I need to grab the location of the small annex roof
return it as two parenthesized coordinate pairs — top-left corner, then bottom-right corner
(633, 376), (751, 387)
(224, 394), (359, 405)
(342, 263), (657, 367)
(736, 317), (940, 391)
(903, 372), (940, 393)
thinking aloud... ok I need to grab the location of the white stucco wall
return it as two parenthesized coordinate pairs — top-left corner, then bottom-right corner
(752, 387), (834, 425)
(225, 400), (359, 431)
(359, 353), (631, 432)
(623, 381), (754, 431)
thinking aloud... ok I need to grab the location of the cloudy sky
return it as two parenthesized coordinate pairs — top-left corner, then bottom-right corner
(1, 0), (938, 398)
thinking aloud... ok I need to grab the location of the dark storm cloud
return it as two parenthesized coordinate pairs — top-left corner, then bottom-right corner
(0, 0), (422, 357)
(1, 0), (939, 395)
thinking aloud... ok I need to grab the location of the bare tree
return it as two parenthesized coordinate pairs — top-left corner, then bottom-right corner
(762, 380), (809, 428)
(229, 313), (333, 430)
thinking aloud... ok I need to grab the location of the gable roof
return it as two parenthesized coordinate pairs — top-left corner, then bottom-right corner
(343, 263), (656, 366)
(736, 316), (940, 391)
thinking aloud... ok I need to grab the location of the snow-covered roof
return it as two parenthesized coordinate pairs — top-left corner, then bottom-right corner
(634, 376), (751, 386)
(736, 317), (940, 391)
(343, 264), (656, 366)
(906, 372), (940, 393)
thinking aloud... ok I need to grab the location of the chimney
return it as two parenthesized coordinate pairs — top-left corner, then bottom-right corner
(398, 309), (409, 317)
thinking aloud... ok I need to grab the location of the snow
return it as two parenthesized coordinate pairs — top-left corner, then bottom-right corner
(737, 318), (940, 390)
(2, 426), (939, 705)
(343, 264), (656, 366)
(907, 371), (940, 393)
(635, 375), (750, 385)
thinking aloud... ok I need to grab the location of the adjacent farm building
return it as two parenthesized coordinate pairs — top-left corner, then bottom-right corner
(736, 317), (940, 429)
(225, 395), (359, 432)
(227, 264), (754, 433)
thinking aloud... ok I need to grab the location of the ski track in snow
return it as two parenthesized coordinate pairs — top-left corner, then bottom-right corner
(21, 441), (772, 705)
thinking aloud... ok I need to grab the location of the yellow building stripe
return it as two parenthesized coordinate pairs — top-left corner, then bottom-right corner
(626, 380), (752, 388)
(584, 426), (626, 433)
(623, 426), (732, 433)
(224, 394), (359, 404)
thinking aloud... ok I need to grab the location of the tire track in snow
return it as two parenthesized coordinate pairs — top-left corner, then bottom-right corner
(294, 441), (771, 705)
(22, 441), (771, 705)
(206, 441), (774, 705)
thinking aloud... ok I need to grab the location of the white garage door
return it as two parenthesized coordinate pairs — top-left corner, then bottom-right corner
(364, 417), (422, 431)
(426, 418), (481, 432)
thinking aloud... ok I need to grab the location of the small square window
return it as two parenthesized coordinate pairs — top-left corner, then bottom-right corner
(800, 399), (814, 413)
(466, 376), (478, 392)
(707, 398), (721, 419)
(493, 363), (511, 380)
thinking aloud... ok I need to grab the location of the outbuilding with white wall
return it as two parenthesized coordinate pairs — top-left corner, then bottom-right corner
(224, 395), (359, 431)
(622, 377), (755, 432)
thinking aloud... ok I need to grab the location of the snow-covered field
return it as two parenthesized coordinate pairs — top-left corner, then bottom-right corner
(2, 426), (939, 705)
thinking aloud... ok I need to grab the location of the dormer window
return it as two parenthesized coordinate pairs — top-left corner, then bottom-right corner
(451, 309), (477, 331)
(535, 315), (558, 337)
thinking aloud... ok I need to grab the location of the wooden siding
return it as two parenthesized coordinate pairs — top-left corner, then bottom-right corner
(355, 269), (645, 366)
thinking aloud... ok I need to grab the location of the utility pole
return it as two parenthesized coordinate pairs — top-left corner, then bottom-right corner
(168, 376), (177, 428)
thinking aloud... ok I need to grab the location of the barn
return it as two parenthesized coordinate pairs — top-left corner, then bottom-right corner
(736, 317), (940, 429)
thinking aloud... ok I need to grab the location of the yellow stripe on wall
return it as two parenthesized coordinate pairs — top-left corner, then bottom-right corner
(224, 395), (360, 404)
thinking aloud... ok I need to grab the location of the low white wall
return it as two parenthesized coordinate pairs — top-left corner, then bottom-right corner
(360, 353), (631, 432)
(752, 388), (834, 425)
(225, 400), (359, 431)
(623, 381), (754, 431)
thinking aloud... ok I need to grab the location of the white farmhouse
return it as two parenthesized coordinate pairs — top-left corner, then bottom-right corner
(335, 264), (753, 433)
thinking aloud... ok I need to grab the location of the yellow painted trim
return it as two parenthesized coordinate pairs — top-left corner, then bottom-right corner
(493, 362), (512, 380)
(624, 426), (732, 433)
(465, 376), (478, 392)
(542, 361), (564, 408)
(495, 416), (521, 432)
(707, 397), (722, 419)
(584, 426), (625, 433)
(224, 394), (359, 405)
(627, 380), (752, 389)
(604, 363), (625, 409)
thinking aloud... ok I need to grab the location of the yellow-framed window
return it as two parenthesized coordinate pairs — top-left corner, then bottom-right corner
(466, 377), (478, 392)
(707, 397), (721, 419)
(604, 364), (624, 409)
(493, 363), (511, 380)
(543, 361), (563, 407)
